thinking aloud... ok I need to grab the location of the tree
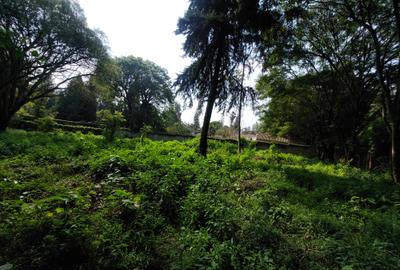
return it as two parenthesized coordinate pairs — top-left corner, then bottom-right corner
(257, 0), (400, 172)
(161, 102), (182, 128)
(161, 102), (193, 135)
(97, 109), (125, 142)
(175, 0), (280, 156)
(336, 0), (400, 183)
(257, 68), (375, 163)
(192, 102), (203, 134)
(209, 121), (223, 136)
(0, 0), (105, 131)
(89, 59), (122, 111)
(57, 78), (97, 122)
(277, 0), (400, 182)
(18, 96), (57, 118)
(115, 56), (173, 131)
(223, 64), (257, 153)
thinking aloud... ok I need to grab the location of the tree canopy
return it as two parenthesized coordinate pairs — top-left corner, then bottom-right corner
(176, 0), (281, 156)
(57, 78), (97, 122)
(257, 0), (400, 182)
(114, 56), (173, 131)
(0, 0), (106, 131)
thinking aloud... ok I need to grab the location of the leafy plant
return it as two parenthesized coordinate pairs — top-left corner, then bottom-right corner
(97, 109), (125, 141)
(140, 125), (152, 143)
(36, 116), (55, 132)
(0, 130), (399, 269)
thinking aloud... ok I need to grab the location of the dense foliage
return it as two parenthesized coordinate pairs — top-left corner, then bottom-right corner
(113, 57), (173, 132)
(257, 68), (378, 165)
(0, 130), (399, 269)
(57, 78), (98, 122)
(257, 0), (400, 182)
(175, 0), (279, 156)
(1, 1), (399, 268)
(0, 0), (105, 131)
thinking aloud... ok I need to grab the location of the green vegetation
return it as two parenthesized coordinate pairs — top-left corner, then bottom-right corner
(97, 110), (126, 142)
(1, 130), (399, 269)
(57, 77), (98, 122)
(1, 0), (399, 268)
(0, 0), (105, 131)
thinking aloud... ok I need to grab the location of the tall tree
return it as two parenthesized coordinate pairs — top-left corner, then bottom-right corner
(0, 0), (105, 131)
(176, 0), (279, 156)
(57, 77), (97, 122)
(257, 68), (375, 163)
(258, 1), (397, 168)
(89, 59), (122, 111)
(192, 102), (203, 134)
(292, 0), (400, 182)
(338, 0), (400, 183)
(161, 102), (182, 129)
(223, 63), (257, 153)
(115, 56), (173, 131)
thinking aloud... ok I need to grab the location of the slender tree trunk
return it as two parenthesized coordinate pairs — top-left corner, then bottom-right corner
(391, 122), (400, 183)
(393, 0), (400, 40)
(369, 21), (400, 183)
(367, 151), (373, 171)
(237, 61), (245, 154)
(199, 48), (223, 157)
(126, 94), (137, 131)
(392, 0), (400, 183)
(237, 91), (242, 154)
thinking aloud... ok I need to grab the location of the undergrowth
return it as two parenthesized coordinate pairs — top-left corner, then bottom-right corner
(0, 129), (399, 269)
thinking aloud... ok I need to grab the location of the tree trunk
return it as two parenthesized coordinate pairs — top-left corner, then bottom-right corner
(368, 18), (399, 183)
(367, 151), (373, 171)
(0, 90), (12, 132)
(199, 47), (223, 157)
(199, 90), (218, 156)
(392, 0), (400, 183)
(0, 113), (10, 132)
(237, 61), (245, 154)
(391, 123), (400, 183)
(237, 90), (242, 154)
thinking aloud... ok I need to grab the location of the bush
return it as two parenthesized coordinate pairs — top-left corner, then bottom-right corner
(140, 125), (153, 143)
(36, 116), (55, 132)
(165, 122), (192, 135)
(97, 110), (125, 141)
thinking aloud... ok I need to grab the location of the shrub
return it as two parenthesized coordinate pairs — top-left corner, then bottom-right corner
(35, 116), (55, 132)
(97, 110), (125, 141)
(140, 125), (153, 143)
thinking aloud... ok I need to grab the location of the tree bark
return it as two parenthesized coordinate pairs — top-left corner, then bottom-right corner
(237, 61), (245, 154)
(199, 47), (223, 157)
(391, 122), (400, 183)
(237, 90), (243, 154)
(0, 113), (10, 132)
(199, 89), (218, 156)
(0, 89), (12, 132)
(391, 0), (400, 183)
(367, 8), (400, 183)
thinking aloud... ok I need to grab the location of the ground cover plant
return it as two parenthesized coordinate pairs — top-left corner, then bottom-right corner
(0, 130), (399, 269)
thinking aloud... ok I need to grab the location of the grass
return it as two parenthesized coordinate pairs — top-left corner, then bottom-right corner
(0, 129), (399, 269)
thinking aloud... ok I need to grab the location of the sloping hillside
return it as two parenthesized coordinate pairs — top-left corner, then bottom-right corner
(0, 130), (399, 269)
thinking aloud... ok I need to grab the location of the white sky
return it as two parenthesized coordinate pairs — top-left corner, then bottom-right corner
(78, 0), (259, 128)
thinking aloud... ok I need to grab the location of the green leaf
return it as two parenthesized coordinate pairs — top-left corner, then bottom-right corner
(31, 50), (39, 57)
(55, 207), (64, 214)
(0, 263), (13, 270)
